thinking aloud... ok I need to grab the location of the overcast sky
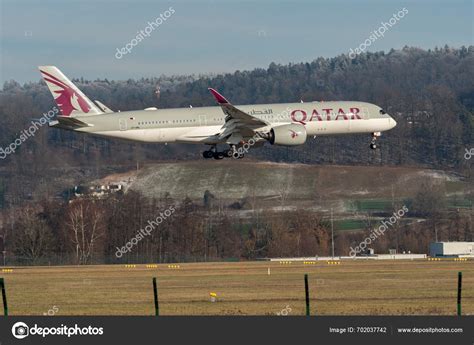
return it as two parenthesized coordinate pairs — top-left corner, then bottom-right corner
(1, 0), (472, 84)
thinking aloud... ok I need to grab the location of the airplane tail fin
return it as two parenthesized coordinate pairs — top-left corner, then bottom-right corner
(38, 66), (102, 117)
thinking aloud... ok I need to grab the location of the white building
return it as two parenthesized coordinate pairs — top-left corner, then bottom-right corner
(429, 242), (474, 257)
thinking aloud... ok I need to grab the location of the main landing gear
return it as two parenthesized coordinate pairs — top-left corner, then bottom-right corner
(202, 145), (243, 159)
(202, 146), (224, 159)
(203, 151), (224, 159)
(370, 132), (381, 150)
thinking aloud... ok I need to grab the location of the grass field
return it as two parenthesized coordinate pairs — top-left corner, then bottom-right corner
(333, 219), (367, 231)
(1, 260), (473, 316)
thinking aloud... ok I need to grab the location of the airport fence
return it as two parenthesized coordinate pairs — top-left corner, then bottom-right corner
(0, 264), (467, 317)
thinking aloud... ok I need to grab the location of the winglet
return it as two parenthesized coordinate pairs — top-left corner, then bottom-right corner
(208, 88), (230, 104)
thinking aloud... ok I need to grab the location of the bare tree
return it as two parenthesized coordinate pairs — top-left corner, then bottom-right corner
(13, 207), (55, 264)
(66, 200), (105, 264)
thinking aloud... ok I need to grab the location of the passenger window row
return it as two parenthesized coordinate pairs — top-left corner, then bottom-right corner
(138, 119), (197, 125)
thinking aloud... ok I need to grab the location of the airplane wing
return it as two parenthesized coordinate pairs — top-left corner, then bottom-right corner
(208, 88), (269, 143)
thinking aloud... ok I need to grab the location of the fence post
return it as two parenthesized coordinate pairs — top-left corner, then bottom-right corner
(304, 274), (310, 316)
(153, 277), (159, 316)
(0, 278), (8, 316)
(457, 271), (462, 316)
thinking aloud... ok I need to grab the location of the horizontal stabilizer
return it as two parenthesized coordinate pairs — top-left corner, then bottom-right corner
(94, 100), (114, 113)
(49, 115), (93, 129)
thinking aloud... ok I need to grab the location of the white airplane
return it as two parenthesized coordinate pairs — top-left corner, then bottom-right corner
(39, 66), (397, 159)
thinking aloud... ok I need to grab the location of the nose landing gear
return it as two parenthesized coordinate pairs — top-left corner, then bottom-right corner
(370, 132), (381, 150)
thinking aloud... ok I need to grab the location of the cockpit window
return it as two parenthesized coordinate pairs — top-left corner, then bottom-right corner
(379, 109), (386, 115)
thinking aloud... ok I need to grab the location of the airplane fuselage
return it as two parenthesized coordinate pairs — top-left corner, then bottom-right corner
(40, 66), (397, 157)
(71, 101), (396, 145)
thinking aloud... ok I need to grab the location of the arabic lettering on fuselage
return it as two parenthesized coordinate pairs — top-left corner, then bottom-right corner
(248, 109), (273, 115)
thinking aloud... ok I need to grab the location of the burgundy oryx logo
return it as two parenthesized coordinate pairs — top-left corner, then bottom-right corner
(40, 69), (91, 116)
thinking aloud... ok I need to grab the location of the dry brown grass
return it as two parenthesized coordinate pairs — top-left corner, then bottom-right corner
(1, 260), (472, 316)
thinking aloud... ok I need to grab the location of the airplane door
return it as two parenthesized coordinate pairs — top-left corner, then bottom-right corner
(158, 129), (165, 140)
(199, 115), (207, 126)
(119, 118), (127, 131)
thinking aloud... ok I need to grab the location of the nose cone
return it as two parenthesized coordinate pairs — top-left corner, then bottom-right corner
(389, 116), (397, 129)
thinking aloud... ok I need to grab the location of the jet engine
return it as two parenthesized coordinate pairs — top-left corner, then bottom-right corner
(263, 123), (307, 146)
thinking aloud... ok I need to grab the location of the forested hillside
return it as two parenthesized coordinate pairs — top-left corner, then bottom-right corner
(0, 46), (473, 207)
(0, 46), (473, 264)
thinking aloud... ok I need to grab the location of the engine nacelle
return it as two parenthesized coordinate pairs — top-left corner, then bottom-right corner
(268, 123), (307, 146)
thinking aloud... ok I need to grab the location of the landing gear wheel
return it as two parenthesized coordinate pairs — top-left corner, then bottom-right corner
(232, 151), (244, 159)
(203, 151), (214, 159)
(213, 151), (225, 160)
(223, 149), (232, 158)
(369, 132), (380, 150)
